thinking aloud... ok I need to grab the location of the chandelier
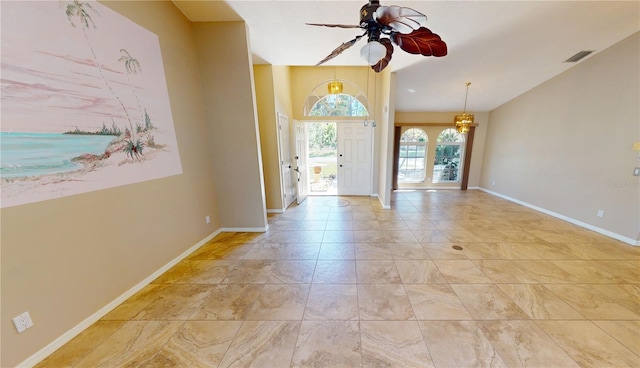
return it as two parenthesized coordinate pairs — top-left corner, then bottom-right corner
(327, 80), (343, 94)
(454, 82), (474, 133)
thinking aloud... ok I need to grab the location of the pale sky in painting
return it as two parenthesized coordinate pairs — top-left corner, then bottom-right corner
(1, 1), (174, 135)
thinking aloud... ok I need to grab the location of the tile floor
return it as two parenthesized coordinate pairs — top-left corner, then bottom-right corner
(37, 190), (640, 367)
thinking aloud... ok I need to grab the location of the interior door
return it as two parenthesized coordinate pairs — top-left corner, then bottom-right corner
(294, 120), (308, 204)
(337, 122), (372, 195)
(278, 113), (295, 208)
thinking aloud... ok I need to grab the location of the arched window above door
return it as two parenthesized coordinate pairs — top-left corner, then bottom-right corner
(309, 94), (368, 117)
(303, 79), (369, 117)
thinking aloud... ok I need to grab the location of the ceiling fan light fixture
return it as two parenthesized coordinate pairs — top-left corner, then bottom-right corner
(360, 40), (387, 65)
(454, 82), (474, 134)
(327, 80), (343, 94)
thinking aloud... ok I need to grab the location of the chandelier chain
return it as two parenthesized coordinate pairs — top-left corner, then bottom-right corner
(463, 82), (471, 113)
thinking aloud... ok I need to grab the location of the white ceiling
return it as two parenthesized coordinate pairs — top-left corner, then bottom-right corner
(172, 0), (639, 112)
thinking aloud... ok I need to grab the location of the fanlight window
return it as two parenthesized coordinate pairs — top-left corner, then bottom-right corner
(433, 128), (464, 183)
(398, 128), (428, 183)
(309, 94), (368, 117)
(304, 79), (370, 117)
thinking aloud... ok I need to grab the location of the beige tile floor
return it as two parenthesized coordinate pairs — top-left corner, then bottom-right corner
(37, 190), (640, 367)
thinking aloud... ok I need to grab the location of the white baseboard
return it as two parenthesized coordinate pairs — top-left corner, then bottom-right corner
(17, 229), (223, 368)
(373, 193), (391, 209)
(266, 209), (284, 214)
(479, 188), (639, 246)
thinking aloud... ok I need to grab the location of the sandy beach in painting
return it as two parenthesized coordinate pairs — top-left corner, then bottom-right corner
(0, 128), (181, 208)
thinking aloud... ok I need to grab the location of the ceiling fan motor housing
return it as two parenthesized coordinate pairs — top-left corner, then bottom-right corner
(360, 1), (382, 41)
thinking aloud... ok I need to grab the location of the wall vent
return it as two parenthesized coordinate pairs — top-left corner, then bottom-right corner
(564, 50), (594, 63)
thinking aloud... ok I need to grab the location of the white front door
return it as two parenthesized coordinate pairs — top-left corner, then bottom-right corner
(278, 114), (295, 209)
(294, 120), (308, 204)
(337, 122), (372, 195)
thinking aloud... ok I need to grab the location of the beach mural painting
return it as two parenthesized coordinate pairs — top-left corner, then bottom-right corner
(1, 0), (182, 208)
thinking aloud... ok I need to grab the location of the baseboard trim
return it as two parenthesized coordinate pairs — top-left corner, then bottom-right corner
(266, 209), (284, 214)
(17, 229), (223, 368)
(374, 193), (391, 209)
(479, 188), (639, 246)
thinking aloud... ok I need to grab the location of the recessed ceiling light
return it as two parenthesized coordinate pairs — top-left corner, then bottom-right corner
(407, 89), (416, 93)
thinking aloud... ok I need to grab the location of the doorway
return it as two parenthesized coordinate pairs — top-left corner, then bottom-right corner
(277, 113), (296, 208)
(307, 122), (337, 195)
(303, 121), (372, 196)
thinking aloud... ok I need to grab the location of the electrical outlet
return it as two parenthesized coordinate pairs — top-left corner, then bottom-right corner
(13, 311), (33, 333)
(597, 209), (604, 218)
(205, 215), (211, 224)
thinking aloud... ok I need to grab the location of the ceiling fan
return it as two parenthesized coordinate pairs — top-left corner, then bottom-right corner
(307, 0), (447, 72)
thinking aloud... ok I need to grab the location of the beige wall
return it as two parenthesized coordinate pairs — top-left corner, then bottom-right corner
(254, 65), (295, 212)
(193, 22), (267, 230)
(254, 65), (282, 210)
(480, 32), (640, 242)
(272, 66), (294, 119)
(394, 112), (489, 189)
(271, 66), (296, 208)
(1, 1), (222, 366)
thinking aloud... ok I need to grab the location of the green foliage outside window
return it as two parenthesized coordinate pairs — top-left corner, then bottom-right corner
(434, 129), (463, 182)
(308, 123), (337, 151)
(309, 94), (368, 117)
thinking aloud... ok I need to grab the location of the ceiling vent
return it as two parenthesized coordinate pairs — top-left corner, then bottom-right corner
(564, 50), (594, 63)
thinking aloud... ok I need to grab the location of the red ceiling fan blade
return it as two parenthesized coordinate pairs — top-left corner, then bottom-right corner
(372, 38), (394, 73)
(306, 23), (361, 29)
(374, 5), (427, 34)
(315, 34), (366, 66)
(392, 27), (447, 57)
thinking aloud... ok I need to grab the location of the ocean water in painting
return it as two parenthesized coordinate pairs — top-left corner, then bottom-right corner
(1, 132), (115, 178)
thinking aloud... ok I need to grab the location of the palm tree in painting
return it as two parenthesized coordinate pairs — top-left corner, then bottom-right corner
(65, 0), (134, 135)
(118, 48), (145, 126)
